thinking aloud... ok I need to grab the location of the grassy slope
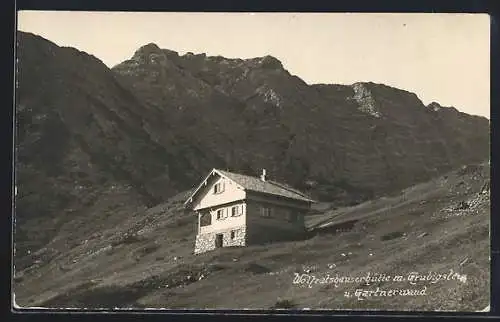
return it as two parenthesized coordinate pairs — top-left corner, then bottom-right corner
(13, 162), (490, 311)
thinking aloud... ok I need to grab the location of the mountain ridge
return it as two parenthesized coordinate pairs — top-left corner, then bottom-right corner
(117, 40), (489, 118)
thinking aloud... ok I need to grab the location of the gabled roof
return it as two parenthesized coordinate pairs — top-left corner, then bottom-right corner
(217, 169), (315, 202)
(184, 168), (315, 206)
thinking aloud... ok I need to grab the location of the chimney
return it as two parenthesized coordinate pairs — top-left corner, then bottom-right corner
(260, 169), (266, 182)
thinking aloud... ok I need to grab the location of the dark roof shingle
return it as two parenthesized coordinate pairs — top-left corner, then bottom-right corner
(216, 169), (314, 203)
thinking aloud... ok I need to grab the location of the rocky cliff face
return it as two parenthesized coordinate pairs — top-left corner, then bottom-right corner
(15, 31), (490, 255)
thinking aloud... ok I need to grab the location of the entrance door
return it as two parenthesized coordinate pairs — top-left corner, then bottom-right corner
(215, 234), (223, 248)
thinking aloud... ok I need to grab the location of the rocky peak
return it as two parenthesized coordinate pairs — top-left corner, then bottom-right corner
(134, 43), (162, 56)
(428, 101), (443, 112)
(426, 102), (461, 115)
(183, 52), (206, 59)
(242, 55), (284, 70)
(259, 55), (283, 69)
(127, 42), (286, 77)
(129, 43), (180, 66)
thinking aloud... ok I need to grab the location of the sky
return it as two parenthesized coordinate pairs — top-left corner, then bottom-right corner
(17, 11), (490, 118)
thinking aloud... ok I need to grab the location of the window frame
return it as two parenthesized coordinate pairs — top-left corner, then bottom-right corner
(231, 205), (241, 217)
(216, 209), (224, 220)
(213, 181), (225, 194)
(260, 206), (272, 218)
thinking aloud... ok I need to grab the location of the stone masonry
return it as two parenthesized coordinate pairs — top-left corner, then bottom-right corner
(194, 226), (246, 254)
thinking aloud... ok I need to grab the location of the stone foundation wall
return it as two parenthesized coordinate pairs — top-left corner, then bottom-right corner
(194, 226), (246, 254)
(194, 233), (216, 255)
(223, 226), (246, 247)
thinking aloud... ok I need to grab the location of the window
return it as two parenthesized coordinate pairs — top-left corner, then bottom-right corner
(213, 182), (225, 194)
(230, 230), (236, 240)
(200, 212), (211, 226)
(260, 206), (272, 218)
(216, 208), (228, 220)
(231, 205), (241, 217)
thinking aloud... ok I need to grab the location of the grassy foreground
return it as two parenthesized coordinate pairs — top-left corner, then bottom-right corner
(13, 162), (490, 311)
